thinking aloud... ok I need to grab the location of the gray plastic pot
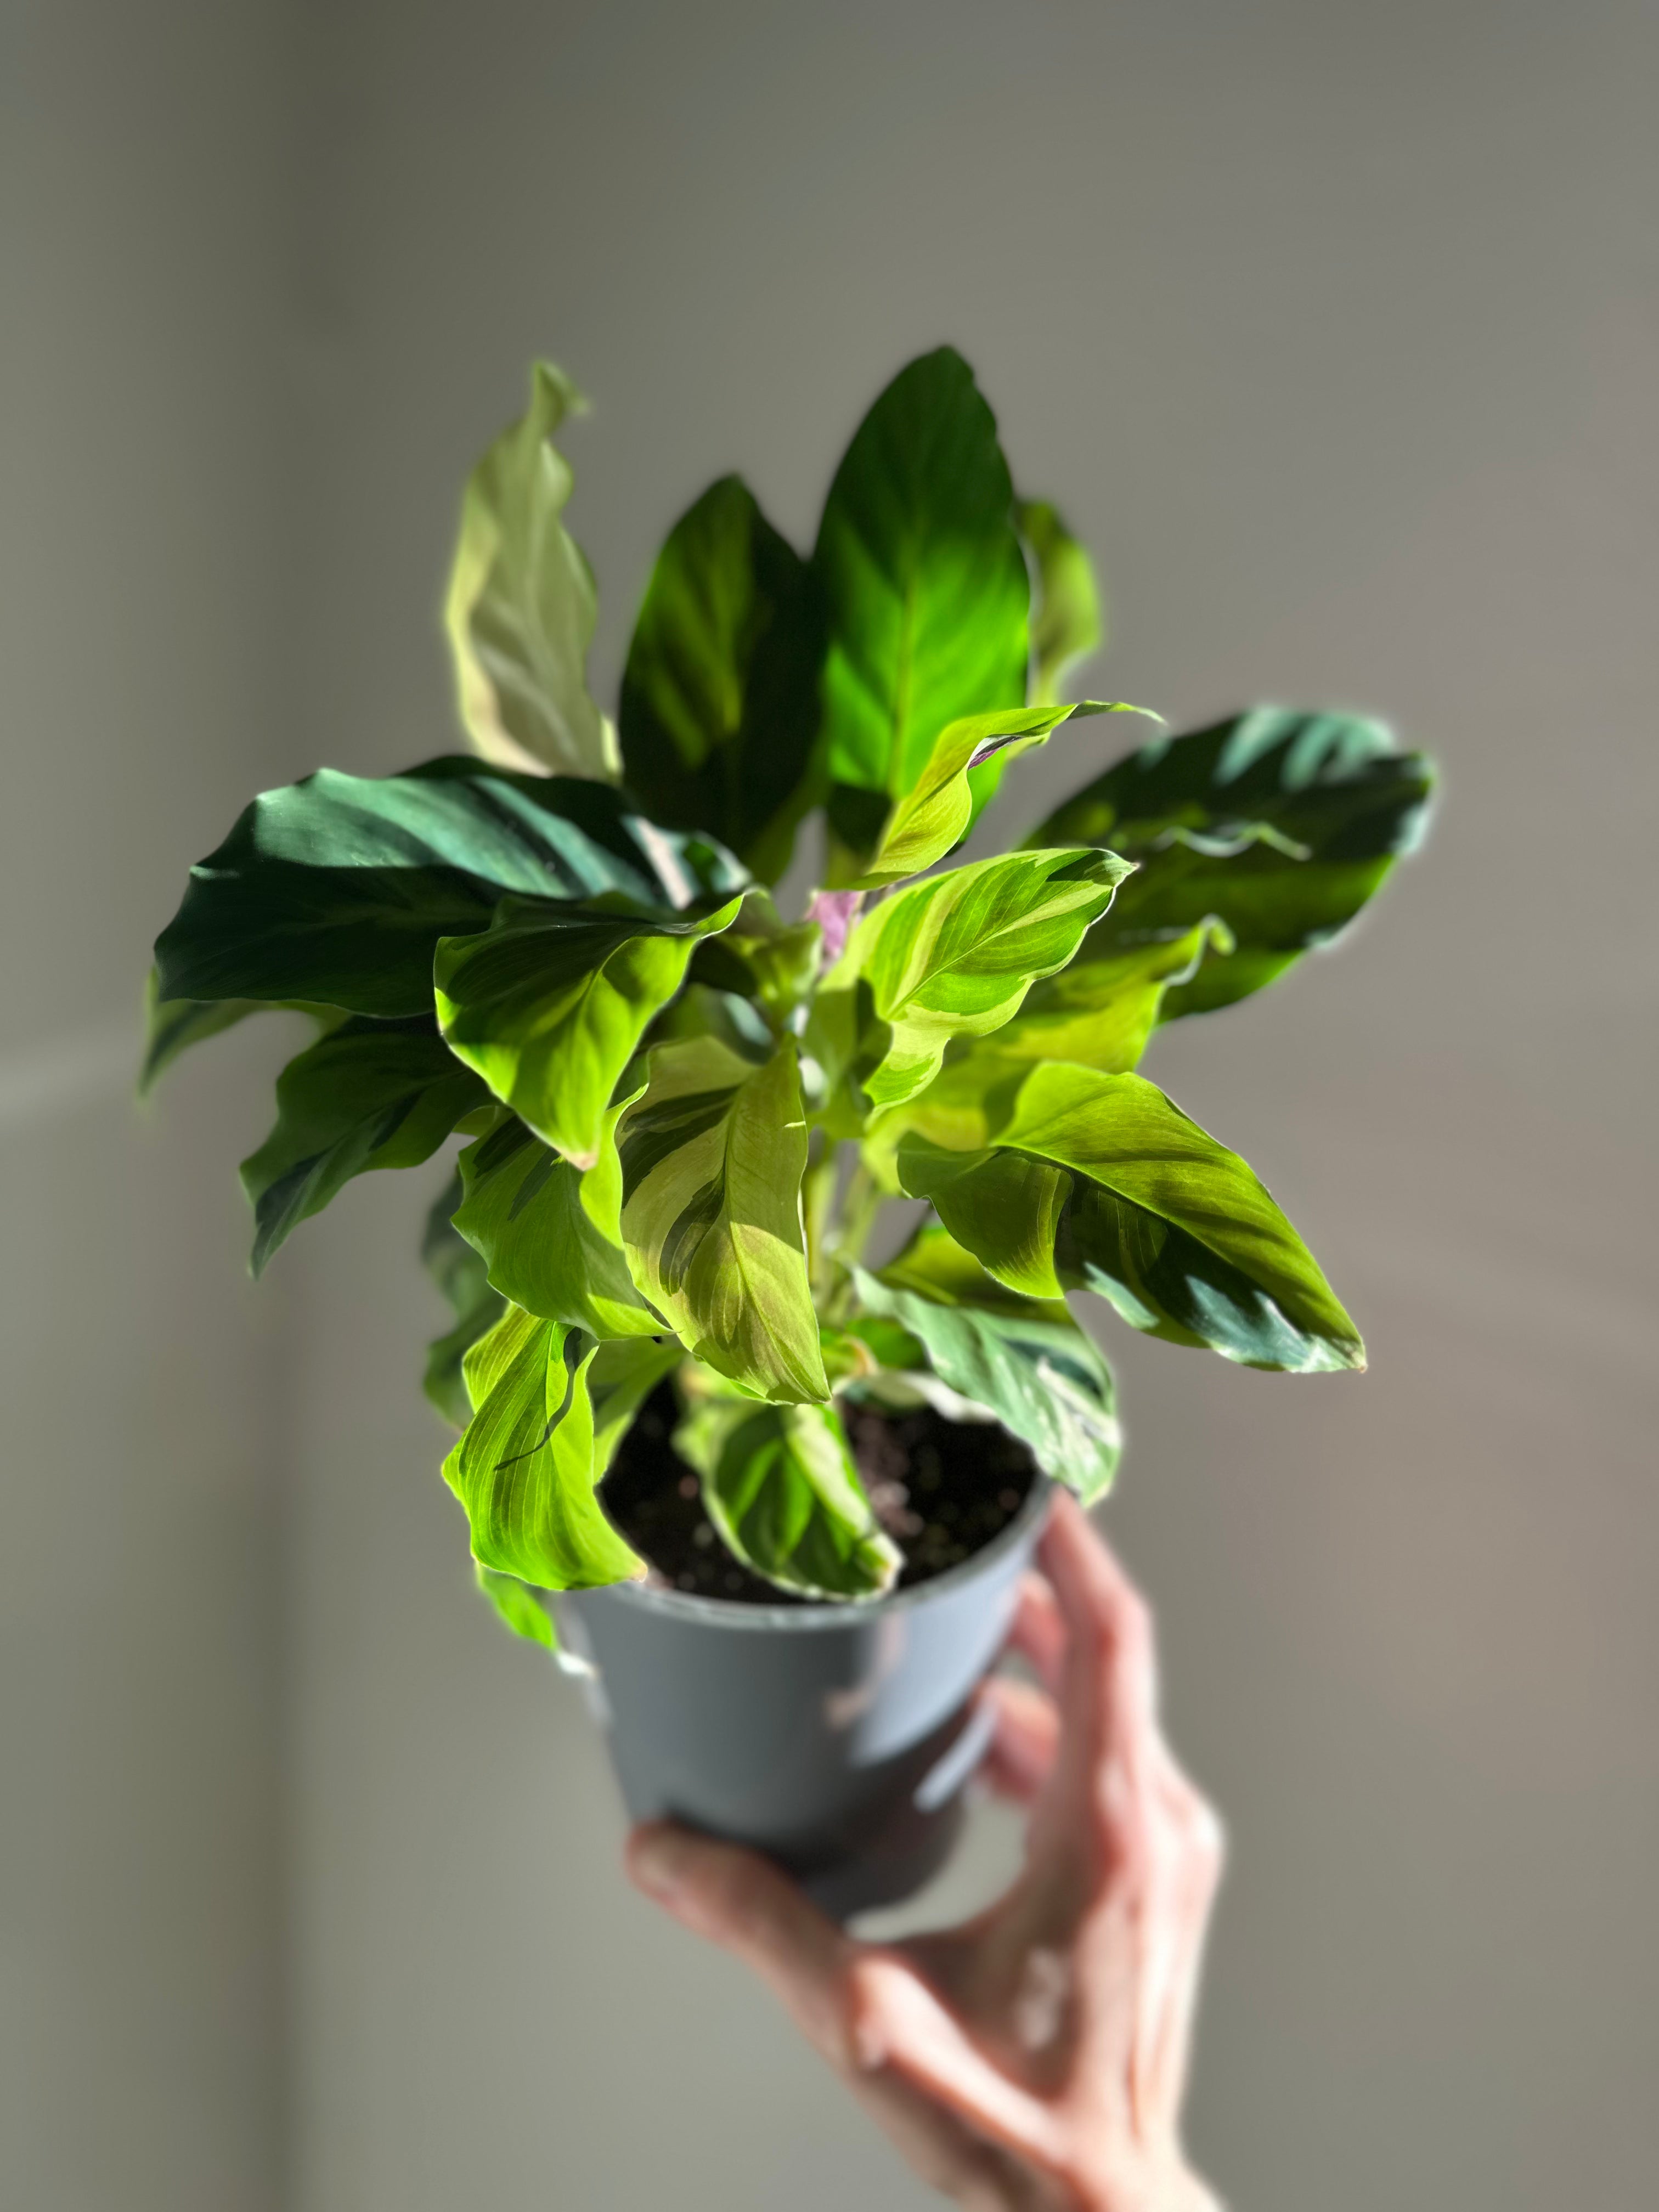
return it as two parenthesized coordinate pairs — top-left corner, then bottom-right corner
(555, 1475), (1053, 1920)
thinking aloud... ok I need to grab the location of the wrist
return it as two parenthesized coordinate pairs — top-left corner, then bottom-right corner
(1076, 2159), (1222, 2212)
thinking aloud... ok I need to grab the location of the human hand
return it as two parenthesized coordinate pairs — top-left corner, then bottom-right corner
(627, 1492), (1225, 2211)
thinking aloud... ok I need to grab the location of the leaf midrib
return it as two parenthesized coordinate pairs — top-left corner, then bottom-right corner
(883, 871), (1104, 1018)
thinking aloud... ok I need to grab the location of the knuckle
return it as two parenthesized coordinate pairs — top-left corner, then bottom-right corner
(1118, 1586), (1154, 1650)
(1188, 1795), (1227, 1867)
(1093, 1771), (1155, 1881)
(1101, 1587), (1153, 1671)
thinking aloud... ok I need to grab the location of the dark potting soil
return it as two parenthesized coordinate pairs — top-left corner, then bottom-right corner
(598, 1384), (1038, 1606)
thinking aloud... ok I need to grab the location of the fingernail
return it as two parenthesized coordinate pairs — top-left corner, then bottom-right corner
(629, 1825), (687, 1899)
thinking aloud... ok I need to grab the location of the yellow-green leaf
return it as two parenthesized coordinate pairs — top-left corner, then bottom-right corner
(831, 699), (1154, 891)
(435, 893), (742, 1168)
(444, 361), (619, 780)
(1018, 499), (1104, 707)
(817, 847), (1131, 1120)
(673, 1392), (899, 1600)
(442, 1305), (642, 1589)
(453, 1098), (661, 1339)
(475, 1565), (557, 1649)
(617, 1036), (828, 1403)
(898, 1061), (1364, 1373)
(969, 918), (1231, 1074)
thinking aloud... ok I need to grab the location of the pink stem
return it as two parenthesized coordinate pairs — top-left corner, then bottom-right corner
(806, 888), (865, 967)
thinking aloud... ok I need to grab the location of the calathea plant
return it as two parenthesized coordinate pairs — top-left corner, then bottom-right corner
(145, 348), (1434, 1632)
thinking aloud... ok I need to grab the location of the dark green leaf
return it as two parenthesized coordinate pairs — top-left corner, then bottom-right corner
(673, 1392), (900, 1600)
(1028, 708), (1435, 1018)
(814, 349), (1029, 823)
(421, 1174), (507, 1428)
(854, 1223), (1121, 1503)
(152, 758), (746, 1017)
(898, 1061), (1363, 1372)
(240, 1018), (492, 1274)
(443, 360), (618, 779)
(434, 892), (742, 1167)
(138, 972), (348, 1096)
(1018, 499), (1104, 707)
(443, 1305), (642, 1589)
(618, 1036), (828, 1403)
(619, 475), (826, 882)
(453, 1102), (659, 1339)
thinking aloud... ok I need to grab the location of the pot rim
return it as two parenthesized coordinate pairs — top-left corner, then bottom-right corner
(577, 1472), (1056, 1634)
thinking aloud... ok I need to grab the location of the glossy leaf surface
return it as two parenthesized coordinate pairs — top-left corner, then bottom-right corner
(153, 759), (746, 1017)
(898, 1062), (1363, 1372)
(619, 475), (826, 882)
(856, 1048), (1023, 1194)
(618, 1036), (827, 1403)
(435, 892), (741, 1167)
(1029, 708), (1434, 1018)
(443, 1305), (641, 1588)
(453, 1103), (658, 1338)
(240, 1019), (491, 1274)
(674, 1393), (900, 1599)
(443, 360), (618, 779)
(1018, 499), (1104, 707)
(976, 918), (1230, 1074)
(814, 349), (1029, 830)
(820, 847), (1131, 1118)
(855, 1223), (1121, 1502)
(832, 701), (1150, 890)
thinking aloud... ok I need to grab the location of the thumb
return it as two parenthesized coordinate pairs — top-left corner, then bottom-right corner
(849, 1954), (1064, 2172)
(627, 1822), (854, 2066)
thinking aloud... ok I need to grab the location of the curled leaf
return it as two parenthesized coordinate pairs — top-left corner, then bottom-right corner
(444, 360), (618, 780)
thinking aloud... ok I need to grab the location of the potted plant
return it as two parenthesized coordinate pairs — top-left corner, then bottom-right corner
(145, 347), (1434, 1915)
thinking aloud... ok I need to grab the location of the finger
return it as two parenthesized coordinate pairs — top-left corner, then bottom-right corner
(849, 1953), (1067, 2177)
(1143, 1778), (1226, 2113)
(977, 1675), (1060, 1804)
(1039, 1491), (1160, 1760)
(844, 2063), (1045, 2210)
(627, 1822), (852, 2066)
(1035, 1494), (1165, 1876)
(1004, 1571), (1066, 1692)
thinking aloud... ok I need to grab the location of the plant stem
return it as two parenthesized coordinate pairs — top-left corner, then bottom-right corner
(832, 1162), (884, 1274)
(803, 1139), (839, 1300)
(805, 888), (865, 967)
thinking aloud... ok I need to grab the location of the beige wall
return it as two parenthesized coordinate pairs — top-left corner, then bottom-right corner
(2, 4), (294, 2207)
(7, 3), (1656, 2208)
